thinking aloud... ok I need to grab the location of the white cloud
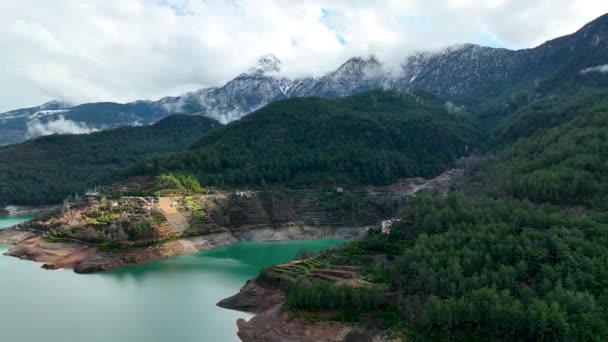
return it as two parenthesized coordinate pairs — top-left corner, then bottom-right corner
(581, 64), (608, 74)
(0, 0), (607, 112)
(26, 116), (99, 138)
(445, 102), (465, 113)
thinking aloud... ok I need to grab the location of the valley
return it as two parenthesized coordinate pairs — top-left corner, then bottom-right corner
(1, 9), (608, 342)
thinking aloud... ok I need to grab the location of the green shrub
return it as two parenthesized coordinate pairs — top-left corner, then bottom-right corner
(98, 241), (121, 251)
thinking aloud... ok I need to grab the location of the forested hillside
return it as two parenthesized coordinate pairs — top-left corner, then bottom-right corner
(2, 8), (608, 342)
(489, 104), (608, 208)
(0, 115), (221, 205)
(488, 89), (608, 149)
(132, 90), (480, 187)
(257, 87), (608, 340)
(380, 195), (608, 340)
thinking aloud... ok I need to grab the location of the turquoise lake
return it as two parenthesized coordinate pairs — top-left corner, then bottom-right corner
(0, 214), (34, 229)
(0, 215), (346, 342)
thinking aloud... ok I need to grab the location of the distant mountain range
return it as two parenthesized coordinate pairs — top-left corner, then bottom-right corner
(1, 13), (607, 145)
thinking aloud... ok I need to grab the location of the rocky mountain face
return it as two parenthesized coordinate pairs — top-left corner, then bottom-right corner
(292, 56), (386, 98)
(2, 13), (607, 145)
(0, 100), (72, 120)
(396, 45), (527, 102)
(156, 54), (293, 123)
(0, 54), (386, 145)
(397, 13), (608, 104)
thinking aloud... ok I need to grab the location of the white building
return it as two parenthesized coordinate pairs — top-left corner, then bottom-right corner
(381, 219), (401, 234)
(235, 190), (254, 198)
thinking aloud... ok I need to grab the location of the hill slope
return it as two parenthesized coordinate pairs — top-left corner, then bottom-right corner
(235, 88), (608, 341)
(484, 94), (608, 209)
(488, 88), (608, 149)
(132, 90), (480, 187)
(0, 115), (221, 205)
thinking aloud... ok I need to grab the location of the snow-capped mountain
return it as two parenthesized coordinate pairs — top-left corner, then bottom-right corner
(159, 54), (388, 122)
(0, 100), (71, 121)
(1, 13), (607, 145)
(0, 52), (389, 145)
(0, 100), (73, 145)
(253, 54), (282, 73)
(152, 54), (294, 123)
(396, 12), (608, 102)
(292, 56), (387, 98)
(396, 45), (524, 100)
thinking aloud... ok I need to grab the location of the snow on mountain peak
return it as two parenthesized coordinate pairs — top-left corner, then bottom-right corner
(255, 54), (281, 73)
(40, 100), (71, 110)
(5, 12), (608, 145)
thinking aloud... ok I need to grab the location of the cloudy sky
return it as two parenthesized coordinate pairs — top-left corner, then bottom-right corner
(0, 0), (606, 112)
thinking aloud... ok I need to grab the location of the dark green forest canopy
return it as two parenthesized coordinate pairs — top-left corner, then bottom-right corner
(488, 88), (608, 149)
(131, 90), (480, 187)
(0, 115), (221, 205)
(395, 195), (608, 340)
(352, 92), (608, 339)
(480, 94), (608, 209)
(274, 88), (608, 340)
(280, 194), (608, 340)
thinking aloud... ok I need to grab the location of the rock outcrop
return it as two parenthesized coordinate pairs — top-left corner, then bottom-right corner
(218, 279), (285, 313)
(236, 305), (394, 342)
(4, 229), (239, 273)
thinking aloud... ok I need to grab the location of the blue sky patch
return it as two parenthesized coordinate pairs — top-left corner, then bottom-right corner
(472, 33), (507, 49)
(158, 0), (193, 16)
(321, 7), (335, 18)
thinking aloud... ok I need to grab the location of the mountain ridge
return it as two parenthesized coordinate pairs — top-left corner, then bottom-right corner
(130, 89), (480, 188)
(0, 114), (222, 205)
(2, 13), (607, 145)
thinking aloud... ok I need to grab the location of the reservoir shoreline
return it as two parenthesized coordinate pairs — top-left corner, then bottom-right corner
(0, 205), (58, 216)
(0, 209), (376, 341)
(1, 223), (366, 273)
(0, 224), (347, 342)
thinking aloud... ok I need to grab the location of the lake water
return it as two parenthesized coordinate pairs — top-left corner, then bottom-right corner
(0, 216), (346, 342)
(0, 214), (34, 229)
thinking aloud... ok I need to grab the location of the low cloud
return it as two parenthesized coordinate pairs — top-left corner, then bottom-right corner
(26, 116), (99, 138)
(445, 101), (465, 113)
(205, 107), (248, 124)
(581, 64), (608, 74)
